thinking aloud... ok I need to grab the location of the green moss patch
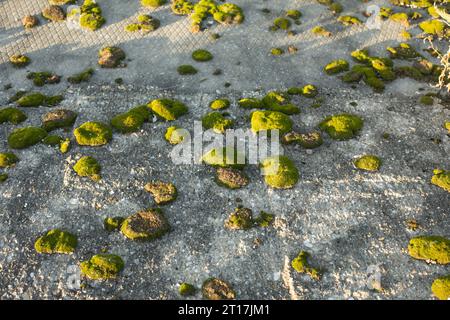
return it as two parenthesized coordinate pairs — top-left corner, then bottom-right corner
(201, 147), (245, 169)
(60, 138), (71, 154)
(80, 254), (124, 280)
(215, 167), (248, 189)
(0, 108), (27, 125)
(0, 174), (8, 183)
(42, 5), (66, 22)
(121, 208), (170, 241)
(98, 47), (126, 68)
(148, 99), (188, 121)
(270, 48), (284, 56)
(68, 68), (94, 84)
(104, 217), (125, 231)
(311, 26), (332, 37)
(42, 109), (77, 132)
(73, 121), (112, 146)
(419, 19), (448, 38)
(387, 43), (422, 60)
(202, 111), (233, 133)
(8, 127), (47, 149)
(337, 15), (362, 26)
(144, 181), (177, 205)
(419, 95), (434, 105)
(202, 278), (235, 300)
(353, 155), (381, 172)
(260, 155), (299, 189)
(9, 55), (30, 68)
(177, 64), (198, 75)
(431, 169), (450, 193)
(125, 14), (160, 33)
(255, 211), (274, 227)
(389, 12), (409, 26)
(408, 235), (450, 264)
(17, 92), (63, 107)
(250, 110), (293, 134)
(27, 72), (61, 87)
(165, 126), (187, 144)
(111, 111), (145, 133)
(141, 0), (167, 7)
(225, 207), (253, 230)
(432, 275), (450, 300)
(192, 49), (213, 62)
(0, 153), (18, 168)
(273, 17), (291, 30)
(291, 251), (321, 280)
(43, 135), (63, 146)
(179, 283), (196, 296)
(238, 98), (263, 109)
(319, 113), (363, 140)
(209, 98), (230, 110)
(73, 156), (101, 181)
(324, 59), (349, 75)
(34, 229), (77, 254)
(80, 0), (105, 31)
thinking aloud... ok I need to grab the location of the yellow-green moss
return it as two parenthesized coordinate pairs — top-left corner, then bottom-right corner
(431, 275), (450, 300)
(319, 113), (363, 140)
(80, 0), (105, 31)
(445, 121), (450, 134)
(261, 91), (300, 114)
(141, 0), (167, 7)
(192, 49), (213, 62)
(286, 9), (301, 19)
(179, 283), (196, 296)
(311, 25), (332, 37)
(225, 207), (253, 230)
(144, 181), (177, 205)
(431, 169), (450, 193)
(202, 278), (235, 300)
(0, 153), (18, 168)
(27, 72), (61, 87)
(250, 110), (293, 134)
(202, 147), (245, 169)
(202, 111), (233, 133)
(291, 251), (321, 280)
(104, 217), (125, 231)
(419, 19), (448, 38)
(273, 17), (291, 30)
(419, 95), (434, 105)
(9, 55), (30, 68)
(177, 64), (198, 75)
(80, 254), (124, 280)
(8, 126), (47, 149)
(60, 138), (71, 154)
(125, 14), (160, 32)
(255, 211), (274, 227)
(353, 155), (381, 172)
(302, 84), (318, 98)
(149, 99), (188, 121)
(215, 167), (248, 189)
(324, 59), (349, 75)
(387, 43), (422, 60)
(68, 68), (94, 84)
(260, 155), (299, 189)
(34, 229), (77, 254)
(329, 2), (343, 14)
(209, 98), (230, 110)
(172, 0), (194, 15)
(270, 47), (284, 56)
(165, 126), (186, 144)
(0, 108), (27, 125)
(73, 156), (101, 181)
(238, 98), (263, 109)
(43, 135), (63, 146)
(111, 111), (145, 133)
(337, 15), (362, 26)
(408, 235), (450, 264)
(390, 12), (409, 26)
(73, 121), (112, 146)
(121, 208), (170, 241)
(16, 93), (63, 107)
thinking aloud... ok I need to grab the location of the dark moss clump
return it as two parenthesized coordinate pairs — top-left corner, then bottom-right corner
(215, 167), (248, 189)
(27, 72), (61, 87)
(8, 127), (47, 149)
(431, 169), (450, 193)
(0, 108), (27, 125)
(17, 92), (63, 107)
(255, 211), (274, 228)
(104, 217), (125, 231)
(432, 275), (450, 300)
(387, 43), (422, 60)
(148, 99), (188, 121)
(68, 68), (94, 84)
(202, 111), (233, 133)
(125, 14), (160, 33)
(73, 121), (112, 146)
(34, 229), (77, 254)
(0, 174), (7, 183)
(0, 153), (19, 168)
(42, 109), (77, 132)
(192, 49), (213, 62)
(260, 155), (299, 189)
(353, 155), (381, 172)
(144, 181), (177, 205)
(202, 278), (235, 300)
(179, 283), (196, 297)
(121, 208), (170, 241)
(282, 131), (323, 149)
(9, 55), (30, 68)
(73, 156), (101, 181)
(225, 207), (253, 230)
(80, 0), (105, 31)
(209, 98), (230, 110)
(42, 135), (63, 146)
(80, 254), (124, 280)
(291, 251), (321, 280)
(22, 15), (39, 29)
(324, 59), (349, 75)
(42, 5), (66, 22)
(408, 235), (450, 264)
(98, 47), (126, 68)
(238, 98), (263, 109)
(419, 95), (434, 105)
(319, 113), (363, 140)
(177, 64), (198, 75)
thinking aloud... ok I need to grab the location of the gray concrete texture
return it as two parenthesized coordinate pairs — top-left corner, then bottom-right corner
(0, 0), (449, 300)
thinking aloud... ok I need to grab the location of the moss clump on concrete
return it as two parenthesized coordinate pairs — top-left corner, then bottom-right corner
(50, 0), (75, 4)
(98, 47), (126, 68)
(225, 207), (253, 230)
(413, 59), (434, 75)
(419, 19), (448, 38)
(337, 15), (362, 26)
(0, 108), (27, 125)
(0, 153), (18, 168)
(260, 155), (299, 189)
(73, 122), (112, 146)
(291, 251), (321, 280)
(301, 84), (318, 98)
(8, 127), (47, 149)
(121, 208), (170, 241)
(59, 138), (70, 153)
(394, 66), (424, 81)
(111, 111), (145, 133)
(202, 278), (235, 300)
(255, 211), (274, 228)
(104, 217), (125, 231)
(125, 14), (160, 33)
(145, 181), (177, 205)
(177, 64), (198, 75)
(329, 2), (343, 14)
(80, 0), (105, 31)
(141, 0), (167, 7)
(209, 98), (230, 110)
(215, 167), (248, 189)
(387, 43), (422, 60)
(431, 169), (450, 193)
(9, 55), (30, 68)
(250, 110), (293, 135)
(42, 109), (77, 132)
(238, 98), (263, 109)
(43, 135), (63, 146)
(273, 17), (291, 30)
(27, 72), (61, 87)
(22, 15), (39, 29)
(408, 235), (450, 264)
(80, 254), (124, 280)
(311, 26), (332, 37)
(179, 283), (196, 296)
(165, 126), (186, 144)
(270, 48), (284, 56)
(42, 5), (66, 22)
(73, 156), (101, 181)
(445, 121), (450, 134)
(0, 174), (8, 183)
(34, 229), (77, 254)
(172, 0), (194, 15)
(319, 114), (363, 140)
(68, 68), (94, 84)
(419, 95), (434, 105)
(192, 49), (213, 62)
(149, 99), (188, 121)
(202, 112), (233, 133)
(17, 92), (63, 107)
(286, 9), (302, 20)
(202, 147), (245, 169)
(431, 275), (450, 300)
(282, 131), (323, 149)
(353, 155), (381, 172)
(324, 59), (349, 75)
(389, 12), (409, 26)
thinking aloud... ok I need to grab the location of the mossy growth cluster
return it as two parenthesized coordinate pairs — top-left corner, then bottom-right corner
(209, 98), (230, 110)
(316, 0), (343, 15)
(9, 55), (30, 68)
(225, 207), (253, 230)
(98, 47), (126, 68)
(42, 109), (78, 131)
(42, 5), (66, 22)
(192, 49), (213, 62)
(0, 174), (8, 183)
(145, 181), (178, 205)
(73, 121), (112, 146)
(260, 155), (299, 189)
(337, 15), (362, 26)
(80, 254), (124, 280)
(201, 146), (245, 169)
(8, 127), (47, 149)
(215, 167), (248, 189)
(79, 0), (106, 31)
(68, 68), (94, 84)
(319, 113), (363, 140)
(202, 278), (235, 300)
(240, 91), (300, 115)
(202, 111), (233, 133)
(165, 126), (187, 144)
(73, 156), (101, 181)
(432, 275), (450, 300)
(282, 131), (323, 149)
(148, 98), (188, 121)
(254, 211), (275, 228)
(250, 110), (293, 135)
(431, 169), (450, 193)
(141, 0), (167, 7)
(270, 8), (302, 32)
(104, 216), (125, 231)
(179, 283), (196, 296)
(121, 208), (170, 241)
(111, 105), (150, 133)
(0, 108), (27, 125)
(171, 0), (244, 33)
(16, 92), (63, 107)
(311, 25), (332, 37)
(287, 84), (318, 98)
(177, 64), (198, 75)
(34, 229), (77, 254)
(408, 235), (450, 264)
(353, 155), (382, 172)
(0, 153), (19, 168)
(419, 19), (449, 39)
(27, 72), (61, 87)
(324, 59), (349, 75)
(291, 251), (321, 280)
(43, 135), (63, 146)
(125, 14), (160, 33)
